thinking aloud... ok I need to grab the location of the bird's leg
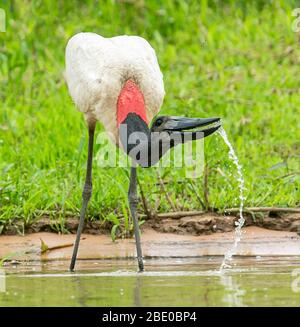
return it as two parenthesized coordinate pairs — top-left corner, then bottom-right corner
(70, 122), (96, 271)
(128, 166), (144, 272)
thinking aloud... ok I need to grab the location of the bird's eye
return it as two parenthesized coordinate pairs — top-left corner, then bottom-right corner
(155, 119), (163, 126)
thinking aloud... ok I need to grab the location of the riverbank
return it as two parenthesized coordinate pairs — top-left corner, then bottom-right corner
(1, 226), (300, 262)
(1, 210), (300, 236)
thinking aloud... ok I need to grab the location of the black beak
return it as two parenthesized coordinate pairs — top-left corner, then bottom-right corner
(163, 116), (221, 139)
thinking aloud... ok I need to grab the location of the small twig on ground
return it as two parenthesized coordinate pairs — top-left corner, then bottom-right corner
(47, 243), (74, 252)
(141, 210), (205, 220)
(140, 207), (300, 220)
(40, 238), (74, 254)
(225, 207), (300, 214)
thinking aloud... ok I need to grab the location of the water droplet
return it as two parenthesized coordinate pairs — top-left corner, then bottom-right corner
(218, 127), (245, 271)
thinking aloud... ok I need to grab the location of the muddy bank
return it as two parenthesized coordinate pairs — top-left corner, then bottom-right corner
(1, 211), (300, 236)
(0, 227), (300, 261)
(148, 211), (300, 236)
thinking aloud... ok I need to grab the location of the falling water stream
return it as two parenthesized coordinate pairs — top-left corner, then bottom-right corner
(217, 126), (245, 271)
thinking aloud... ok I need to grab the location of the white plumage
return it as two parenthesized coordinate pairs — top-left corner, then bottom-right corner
(65, 32), (165, 142)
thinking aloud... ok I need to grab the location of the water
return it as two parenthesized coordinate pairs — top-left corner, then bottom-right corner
(217, 127), (245, 270)
(1, 257), (299, 306)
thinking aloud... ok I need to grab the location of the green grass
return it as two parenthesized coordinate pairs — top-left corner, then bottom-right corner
(0, 0), (299, 233)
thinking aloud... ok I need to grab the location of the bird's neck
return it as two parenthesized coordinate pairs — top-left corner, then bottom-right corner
(117, 80), (148, 128)
(117, 79), (174, 168)
(117, 80), (151, 160)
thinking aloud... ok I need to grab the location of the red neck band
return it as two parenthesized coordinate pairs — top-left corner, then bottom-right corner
(117, 80), (148, 127)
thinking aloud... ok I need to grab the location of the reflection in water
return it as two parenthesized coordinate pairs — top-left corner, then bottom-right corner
(0, 257), (299, 307)
(134, 275), (142, 307)
(219, 273), (246, 307)
(74, 275), (88, 307)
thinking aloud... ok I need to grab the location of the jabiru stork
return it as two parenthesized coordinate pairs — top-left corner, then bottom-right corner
(65, 33), (220, 272)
